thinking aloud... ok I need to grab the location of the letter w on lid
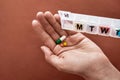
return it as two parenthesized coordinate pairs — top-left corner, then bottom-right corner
(99, 26), (110, 36)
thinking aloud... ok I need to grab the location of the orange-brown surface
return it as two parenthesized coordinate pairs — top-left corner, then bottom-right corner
(0, 0), (120, 80)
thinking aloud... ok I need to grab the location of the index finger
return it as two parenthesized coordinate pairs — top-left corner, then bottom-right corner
(32, 20), (56, 50)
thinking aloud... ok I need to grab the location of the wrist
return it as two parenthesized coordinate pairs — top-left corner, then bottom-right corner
(81, 61), (120, 80)
(76, 55), (120, 80)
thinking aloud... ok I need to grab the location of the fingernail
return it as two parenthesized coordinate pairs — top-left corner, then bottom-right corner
(40, 46), (45, 50)
(32, 20), (39, 26)
(37, 12), (43, 17)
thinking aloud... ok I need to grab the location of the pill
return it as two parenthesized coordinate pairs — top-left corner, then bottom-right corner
(63, 41), (67, 47)
(55, 35), (66, 44)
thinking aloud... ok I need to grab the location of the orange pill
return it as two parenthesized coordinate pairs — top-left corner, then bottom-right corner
(60, 41), (67, 47)
(63, 41), (67, 47)
(60, 43), (64, 47)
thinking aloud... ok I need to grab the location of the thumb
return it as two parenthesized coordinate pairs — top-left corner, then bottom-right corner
(41, 46), (63, 68)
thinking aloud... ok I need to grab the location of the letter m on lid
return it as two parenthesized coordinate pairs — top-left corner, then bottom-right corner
(76, 23), (83, 30)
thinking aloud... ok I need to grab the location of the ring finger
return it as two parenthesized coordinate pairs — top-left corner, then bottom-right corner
(36, 12), (60, 41)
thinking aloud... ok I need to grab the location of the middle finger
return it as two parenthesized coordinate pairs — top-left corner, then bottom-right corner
(37, 12), (60, 41)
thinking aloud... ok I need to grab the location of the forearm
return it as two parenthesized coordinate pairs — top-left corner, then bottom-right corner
(80, 62), (120, 80)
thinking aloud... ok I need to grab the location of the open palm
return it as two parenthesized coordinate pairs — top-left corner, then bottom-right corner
(32, 11), (108, 75)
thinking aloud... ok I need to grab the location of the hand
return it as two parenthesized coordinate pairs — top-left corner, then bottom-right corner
(32, 11), (120, 80)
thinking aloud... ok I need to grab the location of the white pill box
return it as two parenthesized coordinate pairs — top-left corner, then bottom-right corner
(58, 10), (120, 38)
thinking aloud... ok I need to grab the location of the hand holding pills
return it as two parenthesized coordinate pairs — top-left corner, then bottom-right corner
(32, 11), (120, 80)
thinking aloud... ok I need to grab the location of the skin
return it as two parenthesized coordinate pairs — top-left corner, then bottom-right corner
(32, 11), (120, 80)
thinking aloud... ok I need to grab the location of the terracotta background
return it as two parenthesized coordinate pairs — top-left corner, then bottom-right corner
(0, 0), (120, 80)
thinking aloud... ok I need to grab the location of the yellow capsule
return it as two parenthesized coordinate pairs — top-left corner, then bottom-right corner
(63, 41), (67, 47)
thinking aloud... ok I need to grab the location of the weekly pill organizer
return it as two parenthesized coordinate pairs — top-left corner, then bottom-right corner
(58, 10), (120, 38)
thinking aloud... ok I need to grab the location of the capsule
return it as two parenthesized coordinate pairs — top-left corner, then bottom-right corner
(56, 35), (66, 44)
(63, 41), (67, 46)
(60, 41), (67, 47)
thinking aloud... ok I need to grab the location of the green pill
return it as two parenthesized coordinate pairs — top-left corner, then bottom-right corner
(55, 35), (66, 44)
(55, 39), (62, 44)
